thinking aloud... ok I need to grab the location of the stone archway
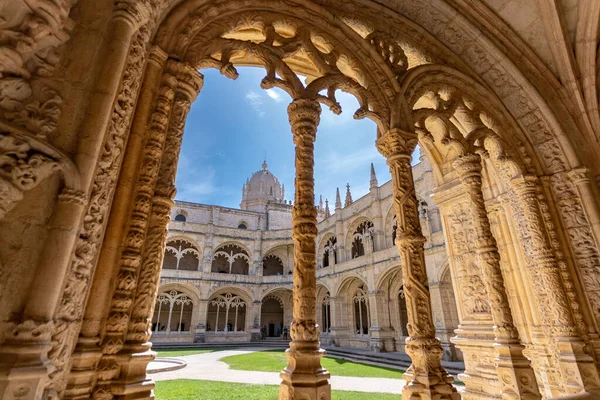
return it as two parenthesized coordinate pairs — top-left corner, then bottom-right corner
(261, 297), (285, 338)
(4, 1), (600, 400)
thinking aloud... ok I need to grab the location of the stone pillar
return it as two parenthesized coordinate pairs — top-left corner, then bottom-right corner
(202, 232), (214, 272)
(507, 176), (600, 396)
(371, 191), (384, 252)
(194, 300), (209, 343)
(8, 6), (154, 399)
(376, 128), (458, 400)
(452, 154), (540, 398)
(367, 291), (395, 353)
(335, 214), (345, 264)
(0, 190), (86, 400)
(108, 61), (202, 399)
(279, 99), (330, 400)
(251, 301), (263, 342)
(328, 296), (346, 346)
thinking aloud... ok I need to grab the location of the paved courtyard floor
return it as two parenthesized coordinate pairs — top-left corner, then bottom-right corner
(149, 348), (404, 394)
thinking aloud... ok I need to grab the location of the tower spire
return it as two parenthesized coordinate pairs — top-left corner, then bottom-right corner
(370, 162), (378, 190)
(345, 183), (353, 207)
(319, 195), (323, 211)
(325, 199), (330, 218)
(335, 188), (342, 209)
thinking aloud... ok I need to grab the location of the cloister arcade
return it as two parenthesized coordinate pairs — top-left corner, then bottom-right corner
(2, 0), (600, 400)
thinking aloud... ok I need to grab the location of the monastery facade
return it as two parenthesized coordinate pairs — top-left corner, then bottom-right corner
(151, 159), (461, 360)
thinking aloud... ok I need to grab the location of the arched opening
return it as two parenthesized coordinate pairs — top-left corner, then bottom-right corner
(351, 220), (374, 259)
(206, 292), (248, 335)
(321, 236), (337, 269)
(321, 293), (331, 334)
(9, 0), (600, 399)
(151, 290), (194, 337)
(174, 213), (187, 222)
(261, 297), (284, 338)
(353, 285), (370, 337)
(262, 254), (284, 276)
(211, 244), (250, 275)
(163, 238), (201, 271)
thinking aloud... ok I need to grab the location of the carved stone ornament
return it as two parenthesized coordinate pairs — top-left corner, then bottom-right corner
(0, 130), (60, 219)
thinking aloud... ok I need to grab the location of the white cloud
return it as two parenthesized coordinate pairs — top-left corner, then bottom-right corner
(245, 90), (265, 117)
(320, 146), (381, 175)
(175, 155), (219, 200)
(266, 89), (284, 103)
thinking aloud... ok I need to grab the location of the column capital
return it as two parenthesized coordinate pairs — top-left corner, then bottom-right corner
(568, 167), (590, 185)
(113, 0), (153, 30)
(452, 153), (483, 182)
(376, 128), (418, 160)
(147, 46), (169, 68)
(165, 60), (204, 101)
(287, 99), (321, 144)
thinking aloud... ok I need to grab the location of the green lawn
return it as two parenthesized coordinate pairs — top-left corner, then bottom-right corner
(220, 349), (403, 379)
(155, 348), (226, 357)
(155, 379), (400, 399)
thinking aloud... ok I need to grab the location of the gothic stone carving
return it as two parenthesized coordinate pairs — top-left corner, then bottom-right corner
(0, 131), (60, 219)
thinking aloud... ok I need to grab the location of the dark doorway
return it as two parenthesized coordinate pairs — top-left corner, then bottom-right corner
(268, 323), (275, 337)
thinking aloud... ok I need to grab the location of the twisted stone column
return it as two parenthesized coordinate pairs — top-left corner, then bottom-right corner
(453, 154), (540, 399)
(376, 128), (458, 400)
(507, 177), (600, 395)
(111, 61), (202, 399)
(279, 99), (330, 400)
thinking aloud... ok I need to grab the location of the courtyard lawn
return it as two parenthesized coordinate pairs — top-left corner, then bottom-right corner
(155, 348), (226, 358)
(155, 379), (400, 399)
(220, 349), (403, 379)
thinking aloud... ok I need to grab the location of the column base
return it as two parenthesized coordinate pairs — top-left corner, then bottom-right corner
(109, 344), (156, 400)
(494, 341), (541, 399)
(556, 337), (600, 395)
(0, 321), (54, 400)
(279, 341), (330, 400)
(404, 337), (460, 400)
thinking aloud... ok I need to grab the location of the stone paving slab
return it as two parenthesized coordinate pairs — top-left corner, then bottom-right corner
(150, 348), (404, 394)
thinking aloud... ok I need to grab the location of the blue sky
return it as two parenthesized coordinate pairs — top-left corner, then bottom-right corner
(175, 67), (396, 209)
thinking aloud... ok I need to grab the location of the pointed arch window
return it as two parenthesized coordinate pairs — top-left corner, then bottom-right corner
(322, 237), (337, 268)
(351, 220), (374, 258)
(353, 285), (370, 337)
(322, 293), (331, 334)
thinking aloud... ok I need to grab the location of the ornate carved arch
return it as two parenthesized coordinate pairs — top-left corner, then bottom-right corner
(400, 64), (571, 178)
(155, 0), (402, 131)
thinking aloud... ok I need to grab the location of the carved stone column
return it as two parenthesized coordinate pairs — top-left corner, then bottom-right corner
(87, 61), (180, 399)
(0, 189), (86, 400)
(50, 9), (154, 397)
(279, 99), (330, 400)
(376, 128), (458, 400)
(63, 46), (169, 400)
(452, 154), (540, 399)
(508, 176), (600, 396)
(110, 61), (202, 399)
